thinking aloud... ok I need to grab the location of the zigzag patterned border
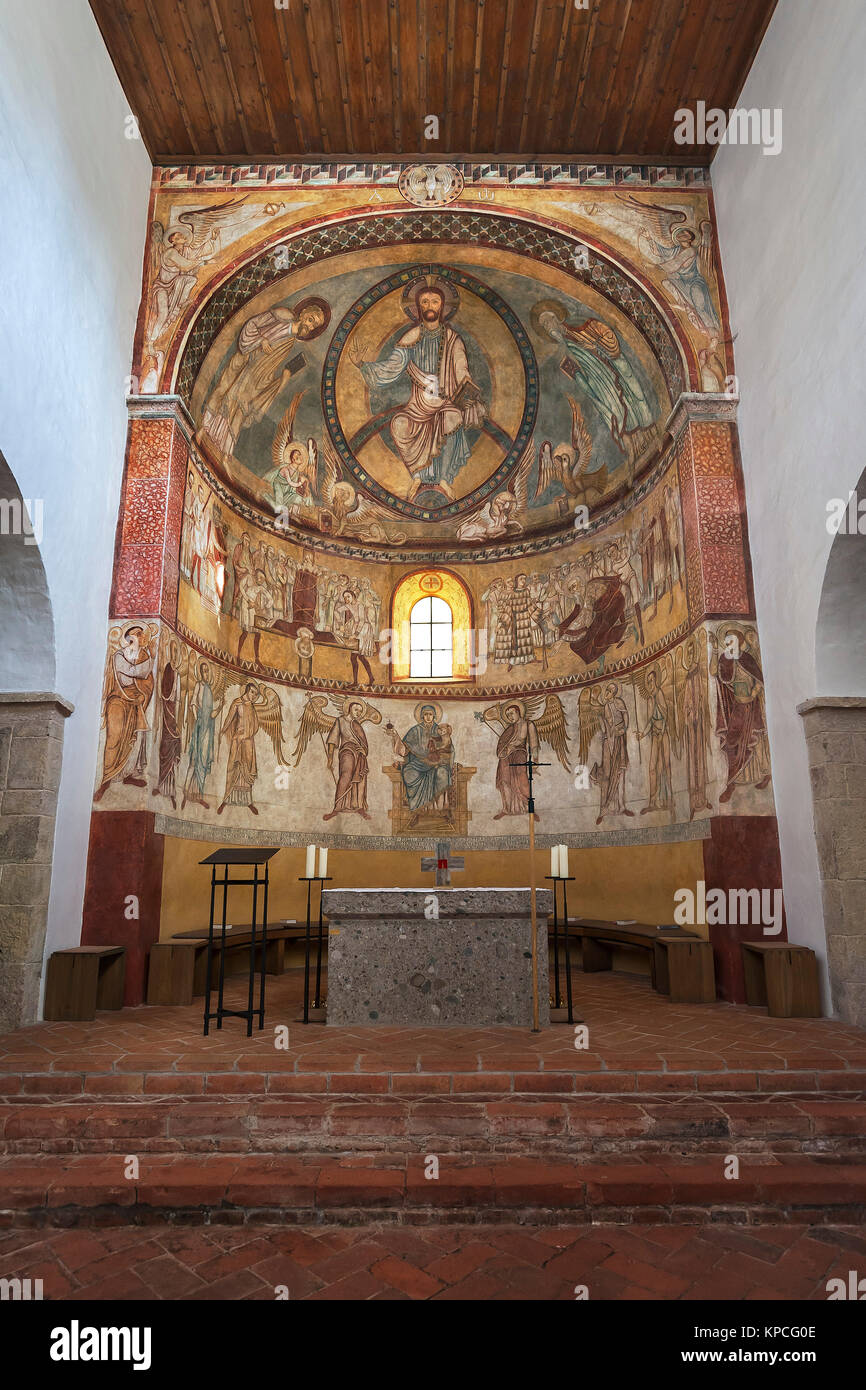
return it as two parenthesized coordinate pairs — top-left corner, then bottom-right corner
(155, 161), (711, 190)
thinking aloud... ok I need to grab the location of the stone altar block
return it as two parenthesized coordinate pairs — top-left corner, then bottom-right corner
(323, 888), (552, 1027)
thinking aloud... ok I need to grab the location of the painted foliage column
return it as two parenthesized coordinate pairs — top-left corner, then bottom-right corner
(673, 394), (786, 1001)
(80, 399), (189, 1003)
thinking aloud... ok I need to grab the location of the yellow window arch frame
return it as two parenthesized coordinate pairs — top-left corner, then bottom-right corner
(390, 569), (474, 683)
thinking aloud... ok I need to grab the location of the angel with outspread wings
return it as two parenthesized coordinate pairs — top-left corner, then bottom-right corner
(319, 436), (407, 545)
(674, 634), (714, 820)
(578, 681), (636, 825)
(477, 694), (570, 820)
(264, 391), (318, 516)
(635, 656), (679, 815)
(293, 693), (382, 821)
(216, 680), (287, 817)
(146, 197), (247, 354)
(534, 399), (608, 511)
(180, 657), (232, 811)
(94, 623), (159, 803)
(455, 439), (535, 542)
(619, 195), (720, 337)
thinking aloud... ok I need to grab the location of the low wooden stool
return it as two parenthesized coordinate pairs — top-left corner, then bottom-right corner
(741, 942), (821, 1017)
(147, 941), (205, 1006)
(44, 946), (126, 1021)
(654, 937), (716, 1003)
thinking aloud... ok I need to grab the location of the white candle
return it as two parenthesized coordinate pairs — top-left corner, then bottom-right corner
(551, 846), (560, 878)
(305, 844), (316, 879)
(560, 844), (569, 879)
(318, 846), (328, 879)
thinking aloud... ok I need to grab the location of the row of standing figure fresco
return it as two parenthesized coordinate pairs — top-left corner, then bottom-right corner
(179, 456), (686, 684)
(93, 620), (772, 835)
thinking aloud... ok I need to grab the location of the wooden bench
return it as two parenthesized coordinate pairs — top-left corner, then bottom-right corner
(741, 942), (821, 1017)
(552, 919), (716, 1003)
(147, 923), (303, 1006)
(44, 946), (126, 1021)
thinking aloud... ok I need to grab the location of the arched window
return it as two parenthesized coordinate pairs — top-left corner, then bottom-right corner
(390, 570), (474, 682)
(410, 595), (453, 679)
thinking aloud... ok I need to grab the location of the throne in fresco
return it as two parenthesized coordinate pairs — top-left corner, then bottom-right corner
(382, 761), (475, 837)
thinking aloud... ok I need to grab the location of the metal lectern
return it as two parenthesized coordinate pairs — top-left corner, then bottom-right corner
(199, 847), (280, 1037)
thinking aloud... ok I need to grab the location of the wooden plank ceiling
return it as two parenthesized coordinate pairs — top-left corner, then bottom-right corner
(89, 0), (777, 165)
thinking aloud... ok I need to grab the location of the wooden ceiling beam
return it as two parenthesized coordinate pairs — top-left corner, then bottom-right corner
(542, 0), (576, 153)
(150, 148), (711, 167)
(517, 0), (547, 152)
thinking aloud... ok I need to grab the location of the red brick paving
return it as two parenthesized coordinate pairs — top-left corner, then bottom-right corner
(0, 970), (863, 1295)
(0, 1222), (862, 1300)
(0, 972), (864, 1099)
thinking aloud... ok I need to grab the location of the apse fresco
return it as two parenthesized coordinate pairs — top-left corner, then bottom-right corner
(95, 162), (773, 849)
(93, 617), (773, 844)
(187, 252), (670, 545)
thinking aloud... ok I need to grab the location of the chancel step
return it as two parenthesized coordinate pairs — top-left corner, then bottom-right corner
(1, 1152), (865, 1227)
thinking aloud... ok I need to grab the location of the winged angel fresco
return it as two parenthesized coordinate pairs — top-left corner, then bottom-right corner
(477, 694), (570, 819)
(535, 397), (608, 513)
(319, 437), (407, 545)
(455, 439), (535, 542)
(148, 646), (287, 818)
(145, 197), (250, 361)
(618, 196), (720, 339)
(266, 390), (319, 517)
(293, 693), (382, 821)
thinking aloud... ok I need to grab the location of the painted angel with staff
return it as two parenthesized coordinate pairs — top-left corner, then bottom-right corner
(477, 694), (570, 819)
(293, 694), (382, 821)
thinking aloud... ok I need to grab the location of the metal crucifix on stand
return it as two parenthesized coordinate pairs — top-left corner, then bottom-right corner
(514, 750), (549, 1034)
(420, 839), (464, 887)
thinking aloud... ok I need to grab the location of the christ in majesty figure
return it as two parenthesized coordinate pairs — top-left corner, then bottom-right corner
(356, 280), (486, 501)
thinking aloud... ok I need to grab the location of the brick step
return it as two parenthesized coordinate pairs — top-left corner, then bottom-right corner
(1, 1153), (865, 1226)
(3, 1068), (866, 1100)
(1, 1095), (864, 1156)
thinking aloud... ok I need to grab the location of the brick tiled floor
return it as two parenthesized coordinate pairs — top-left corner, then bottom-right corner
(1, 1222), (864, 1300)
(1, 970), (863, 1289)
(2, 970), (865, 1093)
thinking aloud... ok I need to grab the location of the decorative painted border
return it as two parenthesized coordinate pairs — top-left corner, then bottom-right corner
(154, 812), (713, 851)
(322, 262), (538, 521)
(155, 162), (712, 190)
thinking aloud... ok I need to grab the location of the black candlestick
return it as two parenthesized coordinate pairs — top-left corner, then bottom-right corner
(298, 876), (332, 1023)
(545, 875), (576, 1023)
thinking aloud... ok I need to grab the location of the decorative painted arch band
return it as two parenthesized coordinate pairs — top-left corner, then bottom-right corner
(322, 263), (539, 521)
(174, 208), (689, 406)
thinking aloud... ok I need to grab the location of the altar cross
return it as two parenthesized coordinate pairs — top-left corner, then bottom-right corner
(420, 839), (464, 887)
(514, 749), (550, 1035)
(515, 751), (550, 815)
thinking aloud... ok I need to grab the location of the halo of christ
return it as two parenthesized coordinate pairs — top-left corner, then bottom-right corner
(324, 264), (538, 521)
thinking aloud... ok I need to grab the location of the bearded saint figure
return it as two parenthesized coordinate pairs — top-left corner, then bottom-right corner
(357, 278), (486, 501)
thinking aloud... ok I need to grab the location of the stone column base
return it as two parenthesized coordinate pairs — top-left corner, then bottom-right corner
(799, 697), (866, 1027)
(0, 692), (73, 1031)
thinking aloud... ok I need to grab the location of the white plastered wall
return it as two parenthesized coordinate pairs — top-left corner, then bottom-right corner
(713, 0), (866, 1009)
(0, 0), (151, 1003)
